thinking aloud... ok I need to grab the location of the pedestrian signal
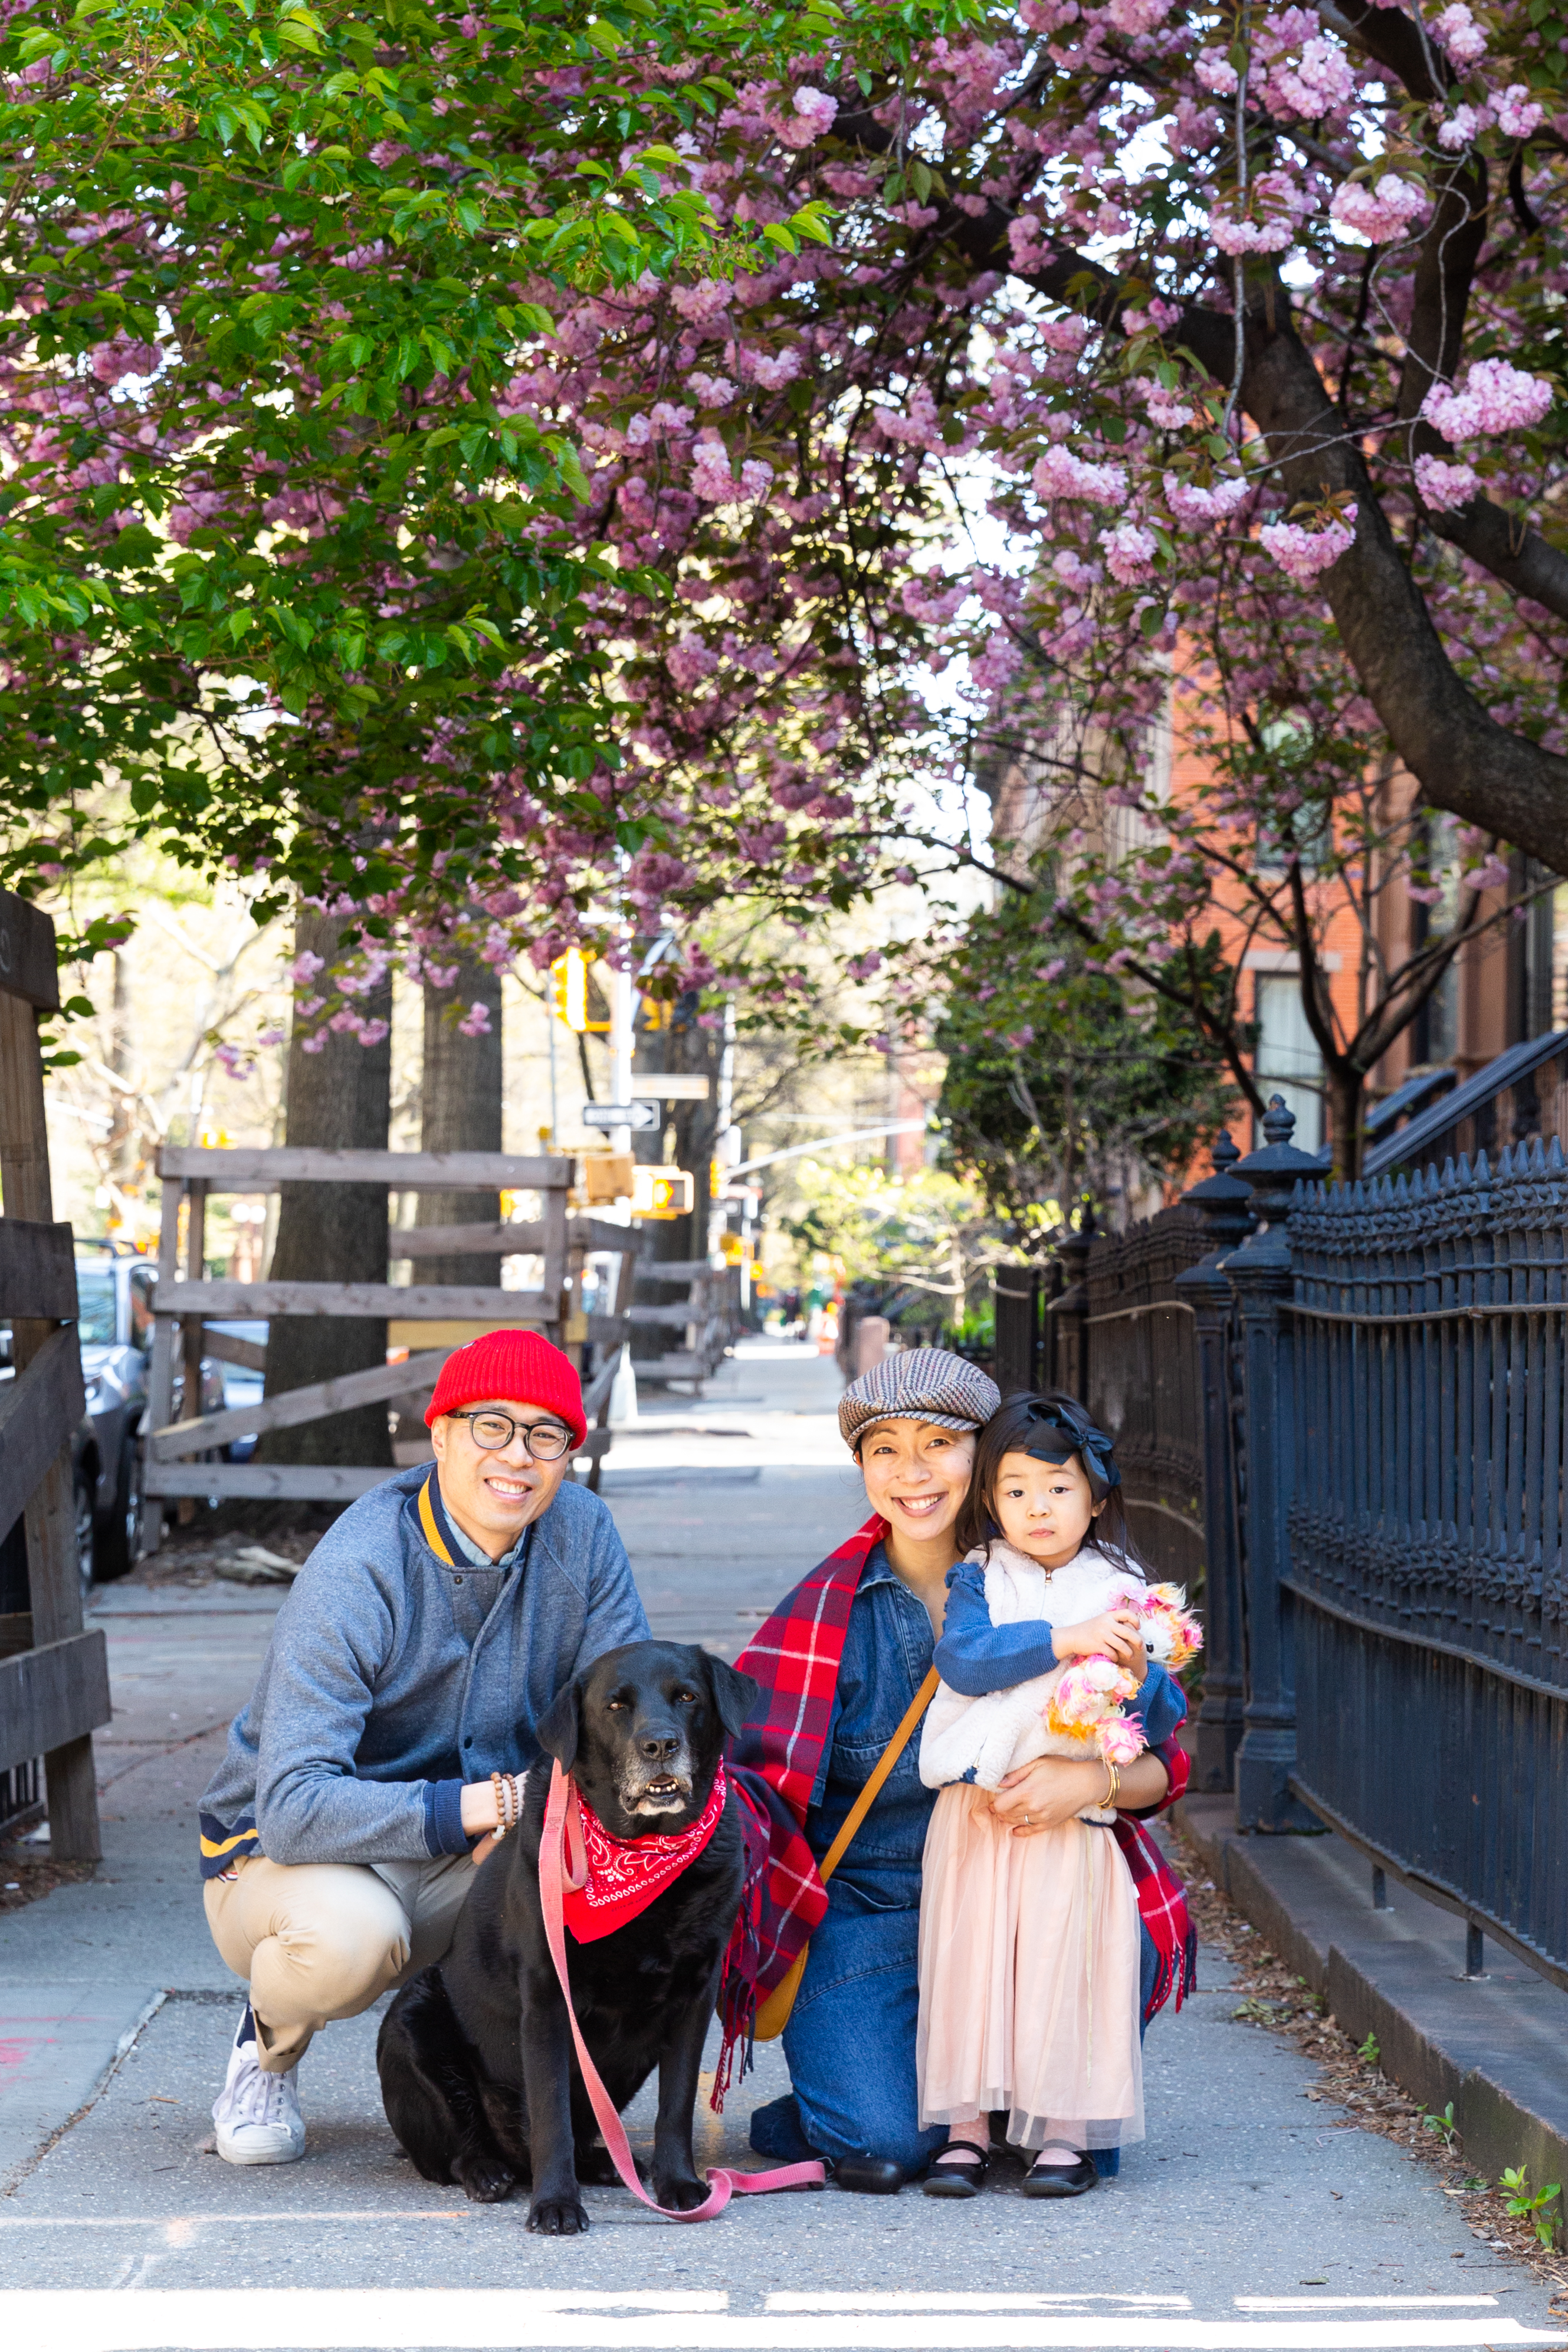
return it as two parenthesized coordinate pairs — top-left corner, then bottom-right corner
(550, 949), (611, 1033)
(632, 1167), (695, 1219)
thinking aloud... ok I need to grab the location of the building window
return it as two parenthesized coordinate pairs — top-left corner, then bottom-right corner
(1254, 972), (1325, 1152)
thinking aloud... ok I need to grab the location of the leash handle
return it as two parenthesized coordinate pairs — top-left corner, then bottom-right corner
(539, 1761), (825, 2222)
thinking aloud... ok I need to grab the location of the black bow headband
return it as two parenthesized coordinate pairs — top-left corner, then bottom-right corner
(1021, 1406), (1121, 1499)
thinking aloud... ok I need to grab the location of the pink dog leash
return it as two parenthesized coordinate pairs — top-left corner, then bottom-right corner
(538, 1760), (825, 2220)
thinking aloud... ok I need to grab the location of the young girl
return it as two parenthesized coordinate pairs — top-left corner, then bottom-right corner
(915, 1391), (1193, 2201)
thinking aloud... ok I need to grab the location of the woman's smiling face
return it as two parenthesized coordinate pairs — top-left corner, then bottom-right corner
(856, 1418), (976, 1547)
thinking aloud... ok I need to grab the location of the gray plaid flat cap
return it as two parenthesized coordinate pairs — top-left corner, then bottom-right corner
(839, 1348), (1001, 1449)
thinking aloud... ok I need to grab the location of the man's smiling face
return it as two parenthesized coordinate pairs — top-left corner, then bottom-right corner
(428, 1397), (576, 1560)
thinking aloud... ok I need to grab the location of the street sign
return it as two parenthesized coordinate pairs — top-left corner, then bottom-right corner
(582, 1101), (660, 1131)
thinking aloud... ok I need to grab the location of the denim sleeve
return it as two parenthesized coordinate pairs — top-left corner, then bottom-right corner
(933, 1558), (1058, 1695)
(1131, 1659), (1186, 1750)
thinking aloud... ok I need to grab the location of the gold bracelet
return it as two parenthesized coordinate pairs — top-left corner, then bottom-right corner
(1103, 1759), (1121, 1812)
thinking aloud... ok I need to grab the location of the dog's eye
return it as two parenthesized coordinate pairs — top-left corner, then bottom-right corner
(606, 1698), (628, 1711)
(675, 1690), (698, 1705)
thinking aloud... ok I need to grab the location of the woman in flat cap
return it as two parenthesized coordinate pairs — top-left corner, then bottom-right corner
(732, 1350), (1193, 2194)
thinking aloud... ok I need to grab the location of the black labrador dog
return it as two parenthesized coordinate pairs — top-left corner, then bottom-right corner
(376, 1639), (759, 2234)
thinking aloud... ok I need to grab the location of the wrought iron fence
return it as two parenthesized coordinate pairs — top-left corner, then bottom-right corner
(1077, 1206), (1209, 1596)
(1285, 1137), (1568, 1987)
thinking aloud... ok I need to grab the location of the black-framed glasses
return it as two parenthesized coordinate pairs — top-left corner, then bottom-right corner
(446, 1409), (574, 1461)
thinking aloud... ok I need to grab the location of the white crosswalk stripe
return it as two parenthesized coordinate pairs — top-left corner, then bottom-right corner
(5, 2288), (1564, 2351)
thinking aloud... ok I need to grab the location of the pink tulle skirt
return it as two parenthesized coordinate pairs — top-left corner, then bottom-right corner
(916, 1783), (1144, 2152)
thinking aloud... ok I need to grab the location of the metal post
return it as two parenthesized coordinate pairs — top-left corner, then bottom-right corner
(1175, 1130), (1254, 1793)
(1372, 1866), (1390, 1911)
(1465, 1923), (1486, 1977)
(1226, 1098), (1323, 1833)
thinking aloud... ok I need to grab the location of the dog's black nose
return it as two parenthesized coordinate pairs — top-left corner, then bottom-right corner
(638, 1732), (681, 1761)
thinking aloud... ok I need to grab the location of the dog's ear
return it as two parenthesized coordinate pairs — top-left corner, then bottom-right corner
(536, 1677), (583, 1773)
(706, 1655), (761, 1742)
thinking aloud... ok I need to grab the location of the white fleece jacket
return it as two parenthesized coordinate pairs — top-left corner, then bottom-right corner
(919, 1540), (1150, 1809)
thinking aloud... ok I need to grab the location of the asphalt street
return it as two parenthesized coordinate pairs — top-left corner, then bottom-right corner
(0, 1341), (1561, 2352)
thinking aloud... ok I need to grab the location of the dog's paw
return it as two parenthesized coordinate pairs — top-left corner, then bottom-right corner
(452, 2155), (517, 2205)
(527, 2193), (591, 2235)
(575, 2143), (621, 2187)
(652, 2174), (710, 2213)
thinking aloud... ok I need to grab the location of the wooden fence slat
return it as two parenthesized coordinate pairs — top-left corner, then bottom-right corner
(0, 1324), (86, 1539)
(200, 1328), (267, 1372)
(0, 1218), (77, 1319)
(389, 1222), (544, 1259)
(0, 890), (60, 1012)
(388, 1218), (644, 1258)
(0, 1629), (110, 1773)
(143, 1464), (421, 1501)
(156, 1280), (553, 1320)
(586, 1314), (633, 1348)
(159, 1146), (573, 1190)
(149, 1348), (453, 1460)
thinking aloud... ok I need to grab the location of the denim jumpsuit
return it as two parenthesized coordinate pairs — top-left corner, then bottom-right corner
(748, 1544), (1182, 2176)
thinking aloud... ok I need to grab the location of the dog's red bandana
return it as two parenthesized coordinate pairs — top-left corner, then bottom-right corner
(560, 1760), (729, 1944)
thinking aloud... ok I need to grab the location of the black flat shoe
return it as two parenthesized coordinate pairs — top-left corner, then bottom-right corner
(1020, 2151), (1097, 2199)
(923, 2137), (990, 2199)
(832, 2156), (905, 2196)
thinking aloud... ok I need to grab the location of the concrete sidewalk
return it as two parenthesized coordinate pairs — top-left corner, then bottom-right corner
(1180, 1795), (1568, 2196)
(1, 1340), (1563, 2351)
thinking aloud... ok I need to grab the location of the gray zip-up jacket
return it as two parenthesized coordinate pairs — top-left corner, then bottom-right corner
(198, 1466), (647, 1877)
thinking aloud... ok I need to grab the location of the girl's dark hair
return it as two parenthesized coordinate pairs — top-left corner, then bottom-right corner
(954, 1389), (1146, 1573)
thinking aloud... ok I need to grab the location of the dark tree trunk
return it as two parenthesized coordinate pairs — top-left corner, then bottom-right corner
(1326, 1065), (1366, 1185)
(416, 948), (503, 1281)
(259, 909), (393, 1467)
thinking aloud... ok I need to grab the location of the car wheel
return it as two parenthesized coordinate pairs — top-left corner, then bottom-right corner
(96, 1436), (143, 1582)
(73, 1474), (96, 1600)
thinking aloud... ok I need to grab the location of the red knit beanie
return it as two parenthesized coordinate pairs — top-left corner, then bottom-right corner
(424, 1329), (587, 1448)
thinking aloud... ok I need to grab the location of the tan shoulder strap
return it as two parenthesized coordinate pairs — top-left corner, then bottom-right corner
(815, 1665), (940, 1888)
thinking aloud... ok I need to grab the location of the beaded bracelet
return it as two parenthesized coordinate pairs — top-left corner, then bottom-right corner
(489, 1769), (521, 1841)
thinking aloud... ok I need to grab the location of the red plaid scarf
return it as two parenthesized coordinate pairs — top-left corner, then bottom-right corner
(730, 1514), (1195, 2025)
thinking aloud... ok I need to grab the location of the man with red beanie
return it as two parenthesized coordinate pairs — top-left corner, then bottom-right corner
(198, 1328), (647, 2166)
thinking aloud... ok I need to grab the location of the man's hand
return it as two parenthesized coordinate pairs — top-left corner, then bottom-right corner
(1052, 1609), (1150, 1684)
(460, 1780), (503, 1836)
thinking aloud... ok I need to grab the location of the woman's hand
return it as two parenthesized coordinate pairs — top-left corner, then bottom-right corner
(1052, 1609), (1150, 1684)
(985, 1754), (1109, 1835)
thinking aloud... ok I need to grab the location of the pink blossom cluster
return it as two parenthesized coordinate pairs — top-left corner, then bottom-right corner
(1258, 516), (1355, 584)
(1422, 359), (1554, 442)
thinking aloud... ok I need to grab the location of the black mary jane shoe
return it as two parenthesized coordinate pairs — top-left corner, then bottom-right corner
(922, 2138), (991, 2199)
(832, 2156), (906, 2196)
(1020, 2150), (1098, 2199)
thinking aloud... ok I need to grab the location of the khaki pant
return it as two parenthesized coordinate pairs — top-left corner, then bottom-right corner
(204, 1852), (476, 2072)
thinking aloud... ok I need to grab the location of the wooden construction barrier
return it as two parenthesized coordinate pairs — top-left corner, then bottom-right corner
(143, 1148), (646, 1533)
(0, 889), (109, 1861)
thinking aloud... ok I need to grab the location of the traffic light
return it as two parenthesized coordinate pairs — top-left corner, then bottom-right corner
(632, 1167), (695, 1219)
(550, 949), (610, 1032)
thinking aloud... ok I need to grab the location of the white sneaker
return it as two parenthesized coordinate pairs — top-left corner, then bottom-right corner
(212, 2002), (305, 2165)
